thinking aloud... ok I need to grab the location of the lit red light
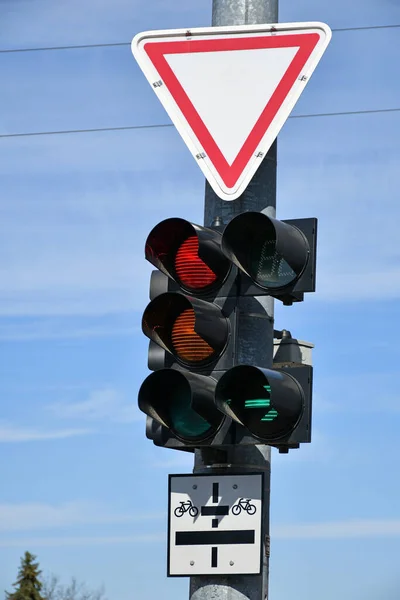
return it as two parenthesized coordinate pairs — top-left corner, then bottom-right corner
(175, 236), (217, 290)
(171, 308), (214, 363)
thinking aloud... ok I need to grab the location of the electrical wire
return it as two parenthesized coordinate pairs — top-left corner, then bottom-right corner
(0, 123), (172, 139)
(0, 42), (129, 54)
(1, 21), (399, 139)
(1, 107), (399, 139)
(0, 23), (399, 54)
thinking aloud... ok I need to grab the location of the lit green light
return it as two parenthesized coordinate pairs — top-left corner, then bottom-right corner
(244, 385), (272, 409)
(245, 399), (269, 408)
(241, 384), (279, 423)
(261, 409), (279, 421)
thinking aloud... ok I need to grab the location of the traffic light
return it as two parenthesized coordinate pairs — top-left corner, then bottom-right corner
(144, 217), (232, 297)
(138, 213), (316, 452)
(138, 218), (237, 450)
(215, 364), (312, 450)
(222, 212), (317, 305)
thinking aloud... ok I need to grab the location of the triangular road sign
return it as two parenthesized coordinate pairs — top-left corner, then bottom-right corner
(132, 22), (332, 201)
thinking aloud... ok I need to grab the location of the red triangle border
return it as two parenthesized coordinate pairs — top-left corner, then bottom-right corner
(144, 33), (320, 189)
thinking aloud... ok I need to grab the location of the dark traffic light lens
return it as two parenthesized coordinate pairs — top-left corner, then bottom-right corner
(171, 308), (215, 362)
(221, 213), (308, 291)
(216, 365), (303, 441)
(168, 377), (212, 439)
(138, 370), (220, 442)
(249, 232), (296, 289)
(175, 235), (217, 290)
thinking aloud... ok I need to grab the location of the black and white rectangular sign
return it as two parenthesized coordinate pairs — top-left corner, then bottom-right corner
(168, 473), (264, 576)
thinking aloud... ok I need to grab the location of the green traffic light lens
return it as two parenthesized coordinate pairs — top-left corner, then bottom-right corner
(138, 370), (217, 442)
(166, 373), (211, 439)
(221, 213), (309, 291)
(169, 385), (212, 439)
(240, 379), (284, 438)
(217, 366), (302, 441)
(248, 223), (296, 289)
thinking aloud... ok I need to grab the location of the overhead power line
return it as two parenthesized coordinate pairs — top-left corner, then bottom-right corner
(334, 23), (400, 31)
(0, 42), (129, 54)
(0, 23), (399, 54)
(1, 107), (399, 140)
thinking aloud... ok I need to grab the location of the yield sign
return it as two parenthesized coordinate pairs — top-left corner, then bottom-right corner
(131, 22), (332, 201)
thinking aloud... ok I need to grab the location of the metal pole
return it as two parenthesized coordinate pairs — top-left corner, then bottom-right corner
(190, 1), (278, 599)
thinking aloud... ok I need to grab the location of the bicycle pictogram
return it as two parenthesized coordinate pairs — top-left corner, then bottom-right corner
(174, 500), (199, 518)
(231, 498), (257, 516)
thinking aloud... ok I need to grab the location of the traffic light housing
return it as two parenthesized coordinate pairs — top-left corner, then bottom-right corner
(215, 364), (312, 451)
(145, 217), (233, 297)
(138, 218), (237, 450)
(138, 213), (316, 452)
(222, 212), (317, 305)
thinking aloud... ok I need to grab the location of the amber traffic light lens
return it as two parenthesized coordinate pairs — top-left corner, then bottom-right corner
(171, 308), (215, 363)
(174, 235), (217, 291)
(142, 293), (228, 367)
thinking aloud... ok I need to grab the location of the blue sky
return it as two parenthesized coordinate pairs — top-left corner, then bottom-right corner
(1, 0), (400, 599)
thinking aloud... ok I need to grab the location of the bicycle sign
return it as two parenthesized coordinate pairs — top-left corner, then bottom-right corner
(168, 473), (264, 576)
(174, 500), (199, 518)
(232, 498), (257, 516)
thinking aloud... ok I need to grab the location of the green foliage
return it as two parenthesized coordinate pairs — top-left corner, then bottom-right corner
(5, 552), (45, 600)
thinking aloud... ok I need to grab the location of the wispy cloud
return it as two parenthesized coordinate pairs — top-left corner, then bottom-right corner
(47, 388), (141, 423)
(0, 501), (164, 532)
(0, 319), (138, 341)
(273, 519), (400, 539)
(0, 160), (200, 318)
(0, 533), (164, 548)
(2, 517), (399, 547)
(0, 422), (91, 443)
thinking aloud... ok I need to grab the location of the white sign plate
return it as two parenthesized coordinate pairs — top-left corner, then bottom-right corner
(131, 22), (331, 201)
(168, 473), (264, 576)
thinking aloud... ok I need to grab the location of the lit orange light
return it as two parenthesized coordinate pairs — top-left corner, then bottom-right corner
(175, 236), (217, 290)
(171, 308), (214, 362)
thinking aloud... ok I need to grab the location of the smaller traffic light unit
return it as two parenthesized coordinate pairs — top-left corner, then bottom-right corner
(138, 213), (316, 452)
(215, 364), (313, 451)
(222, 212), (317, 305)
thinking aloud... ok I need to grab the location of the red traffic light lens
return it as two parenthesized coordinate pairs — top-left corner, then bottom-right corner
(175, 235), (217, 291)
(145, 218), (230, 294)
(171, 308), (215, 363)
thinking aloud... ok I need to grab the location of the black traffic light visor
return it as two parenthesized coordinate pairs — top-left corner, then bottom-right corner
(215, 365), (304, 442)
(145, 218), (231, 294)
(142, 292), (229, 367)
(221, 212), (309, 291)
(138, 369), (223, 442)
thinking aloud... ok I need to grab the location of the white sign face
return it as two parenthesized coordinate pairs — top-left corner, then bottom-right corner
(168, 473), (264, 576)
(131, 22), (332, 201)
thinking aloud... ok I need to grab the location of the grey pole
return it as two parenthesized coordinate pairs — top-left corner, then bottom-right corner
(189, 1), (278, 600)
